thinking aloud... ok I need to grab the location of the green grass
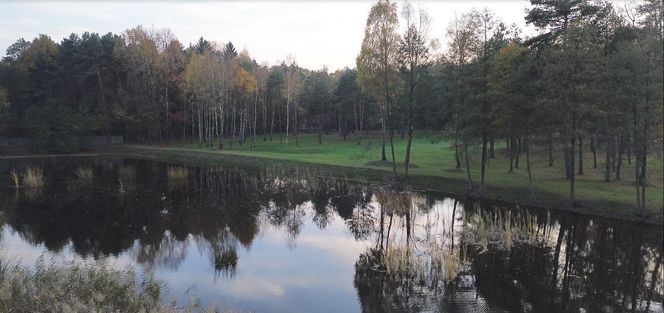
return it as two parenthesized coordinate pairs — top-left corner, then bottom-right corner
(109, 132), (663, 223)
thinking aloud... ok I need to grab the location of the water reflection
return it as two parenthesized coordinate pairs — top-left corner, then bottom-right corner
(0, 157), (661, 313)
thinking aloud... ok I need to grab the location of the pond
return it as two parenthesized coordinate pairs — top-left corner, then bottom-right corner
(0, 157), (662, 313)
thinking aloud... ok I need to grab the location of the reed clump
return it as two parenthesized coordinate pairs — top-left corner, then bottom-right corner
(10, 170), (20, 188)
(465, 207), (546, 251)
(22, 167), (44, 188)
(442, 250), (463, 282)
(0, 257), (219, 313)
(75, 166), (94, 180)
(119, 165), (136, 182)
(375, 188), (413, 215)
(167, 166), (189, 180)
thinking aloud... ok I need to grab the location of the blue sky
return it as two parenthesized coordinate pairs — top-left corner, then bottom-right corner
(0, 1), (535, 70)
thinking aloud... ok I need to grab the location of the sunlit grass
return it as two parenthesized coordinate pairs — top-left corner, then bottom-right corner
(465, 206), (546, 251)
(22, 167), (44, 188)
(442, 250), (463, 283)
(74, 166), (94, 180)
(155, 132), (663, 219)
(9, 170), (20, 188)
(167, 166), (189, 180)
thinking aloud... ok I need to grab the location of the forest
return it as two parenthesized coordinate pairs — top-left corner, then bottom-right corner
(0, 0), (662, 213)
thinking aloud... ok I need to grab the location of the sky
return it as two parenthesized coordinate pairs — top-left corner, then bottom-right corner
(0, 1), (537, 71)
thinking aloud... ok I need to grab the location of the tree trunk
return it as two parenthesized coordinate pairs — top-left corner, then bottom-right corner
(489, 137), (495, 159)
(604, 140), (611, 182)
(404, 74), (414, 179)
(564, 144), (572, 180)
(95, 63), (111, 145)
(615, 135), (623, 180)
(525, 135), (534, 195)
(269, 96), (275, 141)
(509, 137), (514, 173)
(454, 135), (461, 169)
(319, 97), (324, 144)
(514, 137), (520, 169)
(577, 136), (584, 175)
(548, 132), (554, 167)
(570, 118), (576, 201)
(464, 143), (473, 188)
(591, 134), (597, 169)
(611, 138), (616, 171)
(480, 132), (488, 190)
(381, 116), (387, 161)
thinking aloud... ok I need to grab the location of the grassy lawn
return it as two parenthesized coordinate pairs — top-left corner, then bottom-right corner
(115, 132), (663, 223)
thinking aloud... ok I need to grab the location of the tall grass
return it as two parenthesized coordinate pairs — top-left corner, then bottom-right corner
(10, 170), (20, 188)
(442, 250), (463, 282)
(119, 165), (136, 181)
(22, 167), (44, 188)
(465, 206), (546, 251)
(0, 257), (219, 313)
(375, 187), (412, 215)
(75, 166), (94, 180)
(167, 166), (189, 180)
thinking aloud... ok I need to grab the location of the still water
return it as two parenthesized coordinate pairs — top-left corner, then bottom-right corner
(0, 157), (662, 312)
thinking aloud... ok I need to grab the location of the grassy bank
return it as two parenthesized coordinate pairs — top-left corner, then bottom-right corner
(105, 132), (662, 224)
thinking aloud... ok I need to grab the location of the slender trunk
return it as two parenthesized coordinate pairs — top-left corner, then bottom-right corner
(183, 100), (187, 143)
(318, 112), (323, 145)
(404, 72), (414, 179)
(381, 115), (387, 161)
(635, 144), (642, 212)
(295, 99), (299, 146)
(611, 138), (616, 171)
(615, 134), (623, 180)
(525, 135), (534, 195)
(454, 135), (461, 169)
(253, 89), (257, 148)
(570, 111), (576, 201)
(548, 132), (554, 167)
(515, 137), (520, 169)
(591, 134), (597, 169)
(263, 88), (267, 141)
(269, 95), (275, 141)
(464, 143), (473, 188)
(604, 139), (611, 182)
(639, 96), (649, 215)
(95, 63), (111, 144)
(564, 143), (571, 179)
(489, 137), (495, 159)
(578, 136), (584, 175)
(509, 137), (514, 173)
(480, 132), (488, 190)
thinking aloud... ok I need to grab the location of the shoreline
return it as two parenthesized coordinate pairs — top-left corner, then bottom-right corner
(2, 145), (661, 226)
(101, 144), (662, 226)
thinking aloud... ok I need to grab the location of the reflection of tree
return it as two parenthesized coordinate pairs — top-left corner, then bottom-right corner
(1, 158), (662, 312)
(353, 197), (664, 313)
(0, 158), (377, 279)
(132, 231), (189, 271)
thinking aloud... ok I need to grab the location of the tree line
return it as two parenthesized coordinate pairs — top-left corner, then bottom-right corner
(355, 0), (662, 213)
(0, 0), (661, 212)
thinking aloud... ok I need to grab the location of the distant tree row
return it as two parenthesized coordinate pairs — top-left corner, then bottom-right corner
(0, 0), (661, 212)
(0, 28), (373, 152)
